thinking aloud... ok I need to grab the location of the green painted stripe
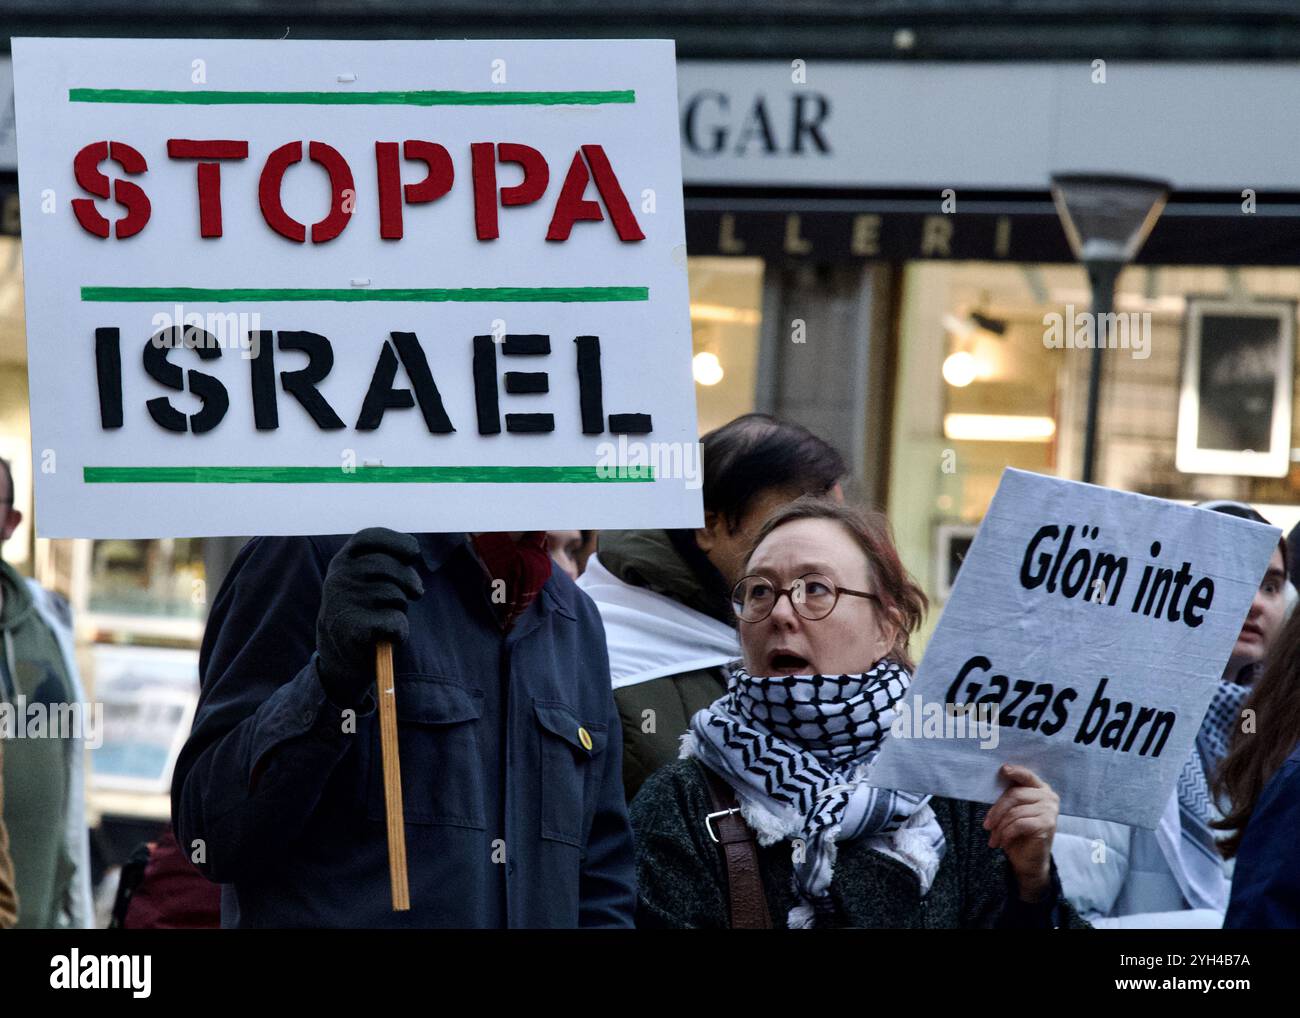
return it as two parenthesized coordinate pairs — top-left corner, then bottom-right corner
(69, 88), (635, 106)
(81, 286), (649, 304)
(83, 465), (655, 484)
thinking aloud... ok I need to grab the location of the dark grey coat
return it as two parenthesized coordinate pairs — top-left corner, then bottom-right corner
(631, 759), (1091, 929)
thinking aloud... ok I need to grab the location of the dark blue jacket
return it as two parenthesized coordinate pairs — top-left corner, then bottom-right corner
(171, 532), (635, 928)
(1225, 745), (1300, 929)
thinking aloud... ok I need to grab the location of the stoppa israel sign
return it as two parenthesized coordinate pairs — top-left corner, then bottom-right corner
(868, 469), (1280, 828)
(12, 37), (699, 537)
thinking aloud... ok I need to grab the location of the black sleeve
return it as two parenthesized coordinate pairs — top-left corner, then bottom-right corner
(170, 535), (370, 883)
(994, 858), (1077, 929)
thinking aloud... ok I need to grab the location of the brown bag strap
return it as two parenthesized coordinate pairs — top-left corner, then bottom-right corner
(697, 762), (773, 930)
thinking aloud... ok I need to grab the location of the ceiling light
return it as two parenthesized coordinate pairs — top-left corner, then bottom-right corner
(693, 351), (724, 386)
(689, 303), (762, 326)
(944, 413), (1056, 443)
(942, 351), (979, 387)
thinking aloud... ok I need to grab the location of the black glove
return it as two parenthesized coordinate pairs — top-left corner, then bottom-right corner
(315, 527), (424, 708)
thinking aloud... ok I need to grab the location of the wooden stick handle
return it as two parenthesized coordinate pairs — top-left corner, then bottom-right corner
(376, 640), (410, 911)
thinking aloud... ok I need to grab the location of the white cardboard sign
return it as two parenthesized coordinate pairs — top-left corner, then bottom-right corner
(868, 469), (1280, 829)
(12, 38), (700, 537)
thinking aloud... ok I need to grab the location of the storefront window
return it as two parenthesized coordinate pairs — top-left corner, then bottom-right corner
(891, 261), (1300, 651)
(86, 538), (207, 621)
(687, 256), (764, 434)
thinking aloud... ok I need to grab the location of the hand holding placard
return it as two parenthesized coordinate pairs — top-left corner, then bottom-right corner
(983, 763), (1060, 902)
(315, 528), (423, 708)
(316, 528), (423, 911)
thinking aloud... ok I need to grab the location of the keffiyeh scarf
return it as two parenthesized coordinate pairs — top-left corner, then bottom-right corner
(1174, 672), (1254, 910)
(682, 658), (946, 929)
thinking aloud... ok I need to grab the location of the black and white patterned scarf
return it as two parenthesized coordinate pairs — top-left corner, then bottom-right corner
(683, 658), (946, 928)
(1174, 670), (1255, 909)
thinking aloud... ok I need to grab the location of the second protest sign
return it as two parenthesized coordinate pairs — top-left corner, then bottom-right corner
(868, 468), (1280, 828)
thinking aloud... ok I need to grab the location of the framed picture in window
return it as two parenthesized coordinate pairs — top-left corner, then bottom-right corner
(1176, 298), (1295, 477)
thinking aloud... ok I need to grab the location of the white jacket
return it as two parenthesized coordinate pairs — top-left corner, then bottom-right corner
(576, 553), (738, 690)
(1052, 790), (1226, 929)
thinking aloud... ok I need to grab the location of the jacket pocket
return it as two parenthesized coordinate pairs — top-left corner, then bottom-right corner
(534, 698), (607, 847)
(367, 676), (486, 829)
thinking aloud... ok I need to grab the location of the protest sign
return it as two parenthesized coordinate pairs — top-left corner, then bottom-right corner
(868, 468), (1280, 828)
(12, 37), (698, 537)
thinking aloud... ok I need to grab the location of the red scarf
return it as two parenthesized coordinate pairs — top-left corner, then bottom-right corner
(472, 531), (553, 628)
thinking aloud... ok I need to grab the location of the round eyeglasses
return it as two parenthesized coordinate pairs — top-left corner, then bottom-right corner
(730, 572), (878, 623)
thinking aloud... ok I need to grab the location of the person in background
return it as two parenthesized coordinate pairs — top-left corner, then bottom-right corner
(0, 457), (93, 929)
(547, 531), (593, 581)
(578, 413), (846, 801)
(1053, 500), (1289, 928)
(1216, 610), (1300, 926)
(574, 531), (598, 577)
(0, 741), (18, 928)
(173, 527), (634, 928)
(1215, 603), (1300, 927)
(631, 498), (1083, 929)
(110, 828), (221, 930)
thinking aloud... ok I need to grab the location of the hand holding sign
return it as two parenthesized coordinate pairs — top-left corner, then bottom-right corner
(316, 527), (424, 910)
(316, 528), (424, 709)
(984, 763), (1060, 902)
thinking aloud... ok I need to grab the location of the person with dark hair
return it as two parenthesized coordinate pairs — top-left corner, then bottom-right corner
(545, 530), (597, 581)
(1052, 499), (1289, 927)
(1287, 519), (1300, 593)
(578, 414), (847, 801)
(630, 497), (1084, 929)
(1214, 607), (1300, 927)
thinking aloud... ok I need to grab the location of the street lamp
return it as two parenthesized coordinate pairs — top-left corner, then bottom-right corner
(1050, 173), (1169, 484)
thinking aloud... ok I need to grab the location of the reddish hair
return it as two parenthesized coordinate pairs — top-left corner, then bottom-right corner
(744, 496), (928, 670)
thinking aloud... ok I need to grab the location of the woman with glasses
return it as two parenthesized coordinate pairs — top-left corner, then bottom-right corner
(628, 496), (1085, 929)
